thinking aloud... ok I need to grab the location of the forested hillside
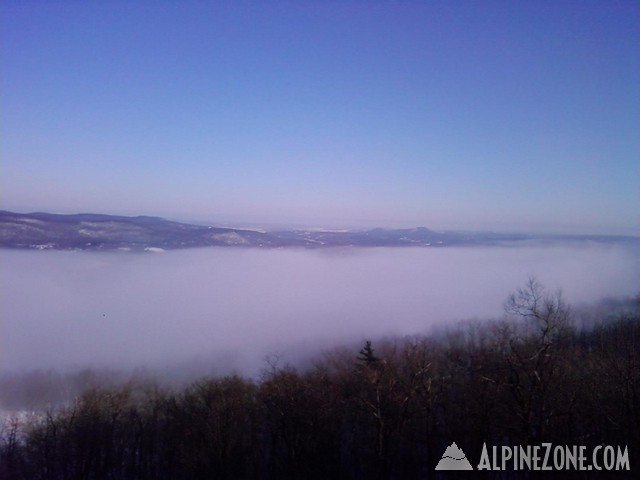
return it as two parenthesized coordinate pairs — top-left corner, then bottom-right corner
(1, 281), (638, 479)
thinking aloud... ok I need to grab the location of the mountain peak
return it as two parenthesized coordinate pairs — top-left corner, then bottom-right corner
(1, 210), (635, 251)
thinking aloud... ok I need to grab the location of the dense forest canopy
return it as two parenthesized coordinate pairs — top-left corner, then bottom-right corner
(1, 281), (638, 479)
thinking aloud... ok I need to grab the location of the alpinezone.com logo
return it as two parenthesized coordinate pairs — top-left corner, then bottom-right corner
(436, 442), (631, 472)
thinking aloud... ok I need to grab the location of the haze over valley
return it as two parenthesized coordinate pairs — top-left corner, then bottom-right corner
(1, 243), (637, 377)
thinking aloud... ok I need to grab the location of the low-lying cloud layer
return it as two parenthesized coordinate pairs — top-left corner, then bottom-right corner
(1, 245), (638, 376)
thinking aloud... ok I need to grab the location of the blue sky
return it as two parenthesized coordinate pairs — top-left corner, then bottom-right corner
(1, 1), (638, 234)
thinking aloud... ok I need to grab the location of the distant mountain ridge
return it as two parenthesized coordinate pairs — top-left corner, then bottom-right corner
(0, 210), (637, 252)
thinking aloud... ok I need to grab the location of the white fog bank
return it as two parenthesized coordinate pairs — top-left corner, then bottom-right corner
(1, 245), (638, 375)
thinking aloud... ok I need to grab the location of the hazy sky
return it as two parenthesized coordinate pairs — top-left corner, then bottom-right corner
(1, 1), (638, 234)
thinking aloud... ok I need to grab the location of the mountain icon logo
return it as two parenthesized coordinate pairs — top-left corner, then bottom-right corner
(435, 442), (474, 470)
